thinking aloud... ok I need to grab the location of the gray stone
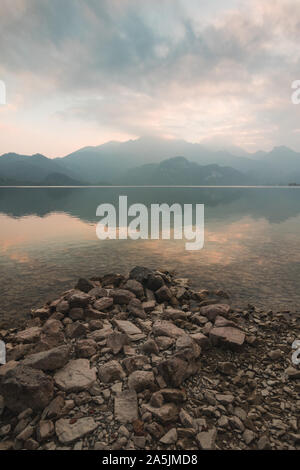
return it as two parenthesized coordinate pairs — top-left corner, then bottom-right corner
(196, 427), (217, 450)
(160, 428), (177, 445)
(98, 360), (125, 383)
(153, 320), (185, 338)
(54, 359), (96, 392)
(209, 326), (245, 348)
(114, 390), (138, 423)
(128, 370), (155, 392)
(200, 304), (230, 321)
(55, 417), (98, 444)
(113, 319), (142, 336)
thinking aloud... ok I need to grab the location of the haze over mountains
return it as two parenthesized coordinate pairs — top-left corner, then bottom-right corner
(0, 137), (300, 186)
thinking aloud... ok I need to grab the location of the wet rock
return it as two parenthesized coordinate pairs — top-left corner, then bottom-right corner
(155, 285), (172, 303)
(98, 360), (125, 383)
(88, 287), (108, 298)
(54, 359), (96, 392)
(1, 365), (54, 413)
(114, 390), (138, 423)
(123, 279), (144, 298)
(22, 345), (70, 371)
(129, 266), (153, 283)
(75, 278), (94, 293)
(111, 289), (135, 305)
(68, 291), (91, 308)
(55, 417), (98, 444)
(146, 274), (164, 291)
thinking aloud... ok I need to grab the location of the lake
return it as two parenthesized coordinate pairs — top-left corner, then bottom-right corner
(1, 187), (300, 327)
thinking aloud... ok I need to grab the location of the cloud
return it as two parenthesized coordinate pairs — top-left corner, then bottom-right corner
(0, 0), (299, 155)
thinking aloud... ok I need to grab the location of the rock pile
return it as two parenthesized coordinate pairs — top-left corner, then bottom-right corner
(0, 266), (299, 450)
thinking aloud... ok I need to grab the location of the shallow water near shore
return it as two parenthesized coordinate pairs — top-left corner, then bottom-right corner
(1, 187), (300, 327)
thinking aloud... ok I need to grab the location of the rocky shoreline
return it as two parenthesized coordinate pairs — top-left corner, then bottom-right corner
(0, 266), (299, 451)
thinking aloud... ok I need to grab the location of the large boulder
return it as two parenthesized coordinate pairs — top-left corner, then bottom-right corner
(1, 365), (54, 413)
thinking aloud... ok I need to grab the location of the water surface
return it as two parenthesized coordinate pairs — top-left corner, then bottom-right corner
(1, 187), (300, 327)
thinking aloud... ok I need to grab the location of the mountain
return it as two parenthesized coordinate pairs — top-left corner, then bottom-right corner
(118, 156), (249, 186)
(0, 153), (81, 183)
(57, 136), (266, 183)
(1, 138), (300, 185)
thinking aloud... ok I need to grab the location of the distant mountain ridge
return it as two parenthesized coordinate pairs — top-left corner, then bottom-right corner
(1, 137), (300, 185)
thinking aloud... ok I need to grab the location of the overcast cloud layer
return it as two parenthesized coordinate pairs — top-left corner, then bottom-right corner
(0, 0), (299, 156)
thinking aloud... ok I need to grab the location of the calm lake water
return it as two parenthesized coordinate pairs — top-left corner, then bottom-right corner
(1, 187), (300, 327)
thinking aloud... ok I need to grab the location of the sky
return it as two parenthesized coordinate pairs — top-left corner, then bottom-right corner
(0, 0), (300, 157)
